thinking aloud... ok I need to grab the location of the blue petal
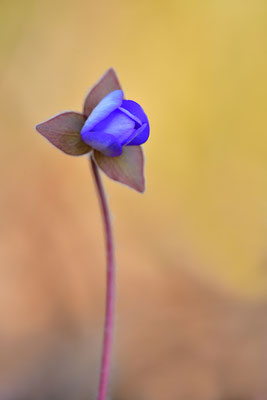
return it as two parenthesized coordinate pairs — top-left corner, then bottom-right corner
(120, 100), (148, 124)
(94, 109), (135, 145)
(122, 123), (146, 145)
(81, 90), (123, 135)
(118, 107), (142, 126)
(120, 100), (150, 145)
(81, 130), (122, 157)
(127, 123), (149, 145)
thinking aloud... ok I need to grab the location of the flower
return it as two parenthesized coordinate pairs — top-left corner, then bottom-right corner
(80, 90), (149, 157)
(35, 69), (149, 192)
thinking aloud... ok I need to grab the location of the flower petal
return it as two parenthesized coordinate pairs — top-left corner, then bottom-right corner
(83, 68), (122, 117)
(35, 112), (91, 156)
(122, 123), (148, 146)
(118, 107), (142, 126)
(121, 100), (148, 123)
(81, 90), (123, 135)
(128, 123), (150, 145)
(82, 130), (122, 157)
(120, 100), (150, 145)
(94, 146), (145, 192)
(94, 109), (135, 145)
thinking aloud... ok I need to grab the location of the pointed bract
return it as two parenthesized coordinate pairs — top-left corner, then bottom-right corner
(83, 68), (122, 117)
(36, 112), (91, 156)
(93, 146), (145, 192)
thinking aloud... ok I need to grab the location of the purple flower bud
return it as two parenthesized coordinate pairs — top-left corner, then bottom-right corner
(80, 90), (149, 157)
(35, 68), (148, 192)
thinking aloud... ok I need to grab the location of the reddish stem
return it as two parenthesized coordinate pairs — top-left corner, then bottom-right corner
(90, 154), (116, 400)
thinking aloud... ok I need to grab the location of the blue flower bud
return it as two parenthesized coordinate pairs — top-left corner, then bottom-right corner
(80, 90), (149, 157)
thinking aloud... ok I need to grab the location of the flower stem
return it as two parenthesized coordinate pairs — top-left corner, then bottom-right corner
(90, 154), (116, 400)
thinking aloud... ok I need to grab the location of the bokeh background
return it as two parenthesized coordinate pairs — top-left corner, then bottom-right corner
(0, 0), (267, 399)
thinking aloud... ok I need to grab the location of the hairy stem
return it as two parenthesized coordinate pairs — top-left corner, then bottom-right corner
(90, 154), (116, 400)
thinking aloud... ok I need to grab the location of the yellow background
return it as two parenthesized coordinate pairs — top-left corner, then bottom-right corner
(1, 0), (266, 296)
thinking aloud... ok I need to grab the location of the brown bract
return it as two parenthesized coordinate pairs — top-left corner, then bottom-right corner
(35, 68), (145, 192)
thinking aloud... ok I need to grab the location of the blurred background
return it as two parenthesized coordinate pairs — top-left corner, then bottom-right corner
(0, 0), (267, 399)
